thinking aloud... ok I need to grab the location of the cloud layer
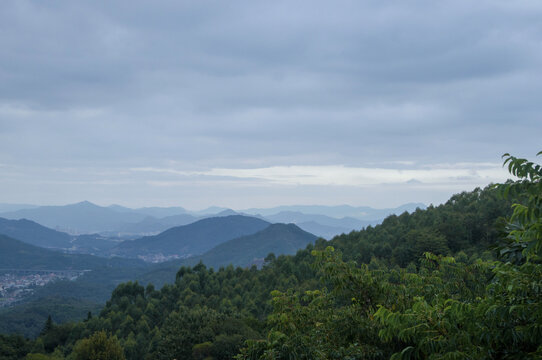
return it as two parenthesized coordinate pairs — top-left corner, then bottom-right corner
(0, 0), (540, 208)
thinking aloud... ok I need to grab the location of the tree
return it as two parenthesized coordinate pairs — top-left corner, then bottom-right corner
(40, 315), (53, 336)
(72, 331), (125, 360)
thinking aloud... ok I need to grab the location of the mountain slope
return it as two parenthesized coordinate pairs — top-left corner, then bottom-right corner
(110, 215), (270, 259)
(0, 217), (72, 249)
(189, 223), (318, 268)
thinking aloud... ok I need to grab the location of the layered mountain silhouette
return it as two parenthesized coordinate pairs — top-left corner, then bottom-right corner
(0, 201), (425, 238)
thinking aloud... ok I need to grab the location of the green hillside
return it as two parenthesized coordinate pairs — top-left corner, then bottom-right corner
(189, 223), (318, 268)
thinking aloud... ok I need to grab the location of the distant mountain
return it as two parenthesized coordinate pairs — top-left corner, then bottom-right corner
(0, 234), (143, 270)
(187, 223), (318, 269)
(0, 201), (148, 234)
(107, 212), (238, 237)
(0, 203), (38, 213)
(109, 215), (271, 259)
(0, 201), (426, 238)
(108, 205), (188, 218)
(295, 221), (356, 240)
(114, 216), (170, 235)
(190, 206), (232, 215)
(260, 211), (382, 239)
(0, 217), (72, 249)
(114, 213), (200, 235)
(215, 209), (239, 216)
(242, 203), (426, 221)
(159, 213), (201, 226)
(263, 211), (373, 234)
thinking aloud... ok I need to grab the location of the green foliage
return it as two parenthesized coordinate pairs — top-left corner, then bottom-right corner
(498, 152), (542, 259)
(373, 152), (542, 359)
(41, 316), (53, 336)
(0, 297), (102, 339)
(0, 334), (32, 360)
(71, 331), (125, 360)
(26, 349), (65, 360)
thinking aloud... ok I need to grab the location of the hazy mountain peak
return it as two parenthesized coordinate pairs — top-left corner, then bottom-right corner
(72, 200), (99, 208)
(216, 209), (238, 216)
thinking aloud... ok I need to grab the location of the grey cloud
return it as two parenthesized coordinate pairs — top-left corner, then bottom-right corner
(1, 0), (541, 207)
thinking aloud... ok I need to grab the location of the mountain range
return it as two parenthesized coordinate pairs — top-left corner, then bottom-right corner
(0, 201), (425, 239)
(0, 212), (318, 269)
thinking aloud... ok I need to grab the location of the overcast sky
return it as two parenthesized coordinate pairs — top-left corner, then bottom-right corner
(1, 0), (541, 209)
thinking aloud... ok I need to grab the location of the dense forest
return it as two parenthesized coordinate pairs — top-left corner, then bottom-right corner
(1, 152), (541, 359)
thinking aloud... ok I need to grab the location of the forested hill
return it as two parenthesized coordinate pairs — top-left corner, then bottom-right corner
(109, 215), (270, 258)
(326, 186), (511, 266)
(6, 153), (542, 360)
(186, 223), (318, 269)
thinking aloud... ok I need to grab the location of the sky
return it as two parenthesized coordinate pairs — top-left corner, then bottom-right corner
(1, 0), (541, 210)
